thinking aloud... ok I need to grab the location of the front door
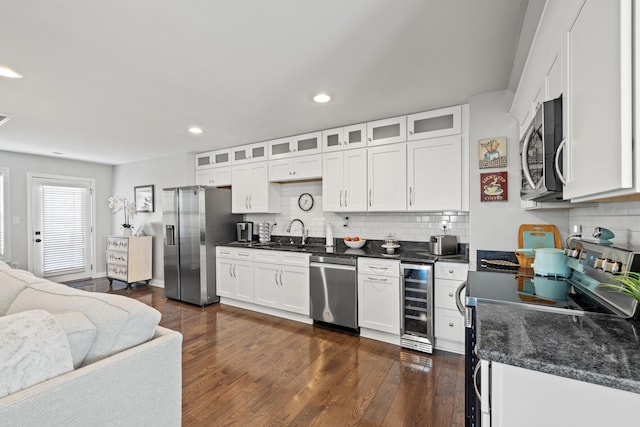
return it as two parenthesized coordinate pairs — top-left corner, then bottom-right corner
(30, 174), (94, 282)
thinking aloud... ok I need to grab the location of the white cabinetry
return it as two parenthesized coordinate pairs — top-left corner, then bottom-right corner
(268, 154), (322, 182)
(366, 116), (407, 146)
(231, 141), (268, 165)
(195, 167), (231, 187)
(195, 148), (232, 170)
(564, 0), (634, 201)
(433, 262), (468, 354)
(407, 105), (461, 140)
(231, 161), (281, 213)
(322, 123), (367, 152)
(106, 236), (152, 287)
(407, 136), (462, 211)
(268, 132), (322, 160)
(489, 361), (640, 427)
(357, 258), (400, 342)
(253, 250), (310, 315)
(367, 144), (407, 211)
(322, 148), (367, 212)
(215, 247), (254, 302)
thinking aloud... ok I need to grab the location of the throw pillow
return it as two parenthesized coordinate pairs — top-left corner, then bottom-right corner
(51, 311), (97, 368)
(0, 309), (74, 398)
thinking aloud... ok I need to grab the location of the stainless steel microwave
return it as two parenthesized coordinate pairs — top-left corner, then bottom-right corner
(520, 95), (565, 202)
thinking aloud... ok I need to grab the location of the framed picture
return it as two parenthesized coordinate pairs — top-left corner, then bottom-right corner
(478, 137), (507, 169)
(480, 172), (508, 202)
(134, 185), (154, 212)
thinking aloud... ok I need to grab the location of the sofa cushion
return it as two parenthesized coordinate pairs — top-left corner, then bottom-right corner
(0, 260), (11, 270)
(0, 269), (49, 316)
(7, 281), (161, 366)
(51, 311), (97, 368)
(0, 309), (74, 398)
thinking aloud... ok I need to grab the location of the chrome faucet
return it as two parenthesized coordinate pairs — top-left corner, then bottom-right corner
(286, 218), (307, 245)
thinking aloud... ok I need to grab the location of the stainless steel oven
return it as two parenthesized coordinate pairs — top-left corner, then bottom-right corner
(520, 95), (564, 202)
(400, 263), (434, 353)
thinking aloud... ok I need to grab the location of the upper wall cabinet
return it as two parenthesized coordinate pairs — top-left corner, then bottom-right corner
(195, 167), (232, 187)
(195, 148), (232, 170)
(268, 131), (322, 160)
(563, 0), (634, 201)
(269, 154), (322, 182)
(407, 136), (463, 211)
(232, 141), (268, 165)
(407, 106), (461, 141)
(366, 116), (407, 147)
(322, 123), (367, 153)
(367, 144), (407, 211)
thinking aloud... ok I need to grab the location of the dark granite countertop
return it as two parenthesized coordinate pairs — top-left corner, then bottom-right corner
(476, 300), (640, 394)
(221, 237), (469, 264)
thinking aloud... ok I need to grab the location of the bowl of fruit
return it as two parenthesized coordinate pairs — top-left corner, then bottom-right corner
(344, 236), (366, 249)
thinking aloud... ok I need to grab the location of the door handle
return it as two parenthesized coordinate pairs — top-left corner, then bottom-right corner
(409, 186), (413, 206)
(35, 239), (42, 243)
(455, 281), (467, 316)
(368, 189), (372, 207)
(279, 269), (283, 286)
(339, 190), (343, 207)
(555, 138), (567, 185)
(344, 190), (347, 207)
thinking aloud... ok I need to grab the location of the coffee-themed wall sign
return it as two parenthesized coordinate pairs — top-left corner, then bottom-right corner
(478, 137), (507, 169)
(480, 171), (508, 202)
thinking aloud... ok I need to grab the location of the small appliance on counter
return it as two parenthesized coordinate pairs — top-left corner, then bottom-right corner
(236, 221), (254, 242)
(430, 235), (457, 255)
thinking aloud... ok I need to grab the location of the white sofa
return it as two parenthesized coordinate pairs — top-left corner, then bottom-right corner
(0, 261), (183, 426)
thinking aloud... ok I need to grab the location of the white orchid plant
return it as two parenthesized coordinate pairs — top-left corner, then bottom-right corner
(108, 195), (137, 229)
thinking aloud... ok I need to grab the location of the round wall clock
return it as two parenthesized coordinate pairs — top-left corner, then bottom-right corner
(298, 193), (314, 211)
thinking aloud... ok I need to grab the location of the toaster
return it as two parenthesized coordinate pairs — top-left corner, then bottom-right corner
(430, 235), (458, 255)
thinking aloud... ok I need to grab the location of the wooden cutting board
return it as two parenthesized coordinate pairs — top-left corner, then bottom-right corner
(518, 224), (562, 249)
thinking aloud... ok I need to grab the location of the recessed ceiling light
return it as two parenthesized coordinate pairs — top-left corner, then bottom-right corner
(0, 66), (23, 79)
(313, 93), (331, 103)
(188, 127), (203, 135)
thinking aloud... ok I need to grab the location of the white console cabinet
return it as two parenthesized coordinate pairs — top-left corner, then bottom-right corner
(106, 236), (152, 287)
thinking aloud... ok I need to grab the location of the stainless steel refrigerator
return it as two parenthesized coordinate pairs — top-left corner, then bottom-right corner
(163, 186), (240, 306)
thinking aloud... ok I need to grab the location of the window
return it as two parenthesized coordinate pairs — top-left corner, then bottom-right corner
(0, 168), (7, 260)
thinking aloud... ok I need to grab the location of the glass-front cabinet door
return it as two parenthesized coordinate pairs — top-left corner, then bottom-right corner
(232, 141), (268, 165)
(195, 148), (232, 170)
(269, 131), (322, 159)
(322, 123), (366, 152)
(408, 105), (462, 141)
(366, 116), (407, 147)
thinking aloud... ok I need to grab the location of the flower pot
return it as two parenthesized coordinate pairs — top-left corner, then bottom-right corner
(122, 227), (133, 236)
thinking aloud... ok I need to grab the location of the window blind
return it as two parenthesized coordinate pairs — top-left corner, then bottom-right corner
(41, 185), (86, 276)
(0, 170), (4, 258)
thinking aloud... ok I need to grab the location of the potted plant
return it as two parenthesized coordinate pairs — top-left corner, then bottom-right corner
(600, 272), (640, 303)
(108, 195), (137, 236)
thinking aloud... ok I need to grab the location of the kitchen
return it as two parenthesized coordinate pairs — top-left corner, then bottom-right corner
(2, 0), (640, 425)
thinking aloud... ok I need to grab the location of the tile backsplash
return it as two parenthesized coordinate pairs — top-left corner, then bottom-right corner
(569, 201), (640, 250)
(245, 181), (469, 243)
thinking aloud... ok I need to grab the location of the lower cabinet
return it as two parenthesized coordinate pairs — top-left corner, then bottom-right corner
(488, 361), (640, 427)
(215, 247), (254, 302)
(106, 236), (152, 286)
(433, 261), (468, 354)
(216, 247), (310, 317)
(357, 258), (400, 337)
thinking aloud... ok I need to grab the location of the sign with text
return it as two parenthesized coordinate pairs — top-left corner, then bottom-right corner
(480, 172), (508, 202)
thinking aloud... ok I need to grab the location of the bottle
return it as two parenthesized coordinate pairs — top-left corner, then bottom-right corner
(325, 222), (334, 247)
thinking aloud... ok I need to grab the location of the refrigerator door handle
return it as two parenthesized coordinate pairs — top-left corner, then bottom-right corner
(165, 225), (175, 246)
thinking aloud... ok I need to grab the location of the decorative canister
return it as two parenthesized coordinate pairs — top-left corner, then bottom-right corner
(258, 222), (272, 244)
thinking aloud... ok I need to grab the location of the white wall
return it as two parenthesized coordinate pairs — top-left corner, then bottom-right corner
(0, 150), (113, 273)
(112, 153), (194, 285)
(468, 90), (569, 270)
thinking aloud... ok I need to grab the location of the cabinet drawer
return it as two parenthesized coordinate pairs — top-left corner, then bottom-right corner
(216, 246), (254, 261)
(253, 249), (310, 266)
(435, 262), (468, 281)
(107, 264), (128, 281)
(106, 250), (128, 266)
(358, 258), (399, 277)
(107, 237), (129, 252)
(434, 308), (465, 343)
(435, 281), (462, 311)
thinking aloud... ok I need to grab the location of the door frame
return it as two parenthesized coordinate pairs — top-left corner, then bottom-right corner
(27, 172), (96, 281)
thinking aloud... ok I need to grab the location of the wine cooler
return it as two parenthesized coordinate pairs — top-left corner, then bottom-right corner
(400, 263), (434, 353)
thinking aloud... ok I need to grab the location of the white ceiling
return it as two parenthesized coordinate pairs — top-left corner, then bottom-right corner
(0, 0), (535, 165)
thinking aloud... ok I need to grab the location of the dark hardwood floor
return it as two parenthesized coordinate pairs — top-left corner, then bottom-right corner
(77, 279), (465, 426)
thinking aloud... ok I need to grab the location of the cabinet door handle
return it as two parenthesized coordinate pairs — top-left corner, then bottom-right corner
(233, 264), (237, 278)
(367, 276), (388, 282)
(344, 190), (347, 207)
(368, 137), (372, 142)
(409, 130), (414, 135)
(448, 292), (454, 297)
(409, 187), (413, 206)
(274, 269), (279, 285)
(248, 195), (252, 209)
(245, 195), (249, 209)
(448, 322), (454, 327)
(229, 265), (233, 278)
(368, 189), (372, 207)
(555, 137), (567, 185)
(369, 266), (388, 271)
(279, 269), (283, 286)
(339, 190), (343, 207)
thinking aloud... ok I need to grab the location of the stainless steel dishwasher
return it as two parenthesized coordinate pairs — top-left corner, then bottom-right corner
(309, 255), (358, 332)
